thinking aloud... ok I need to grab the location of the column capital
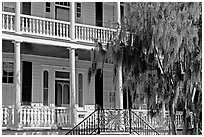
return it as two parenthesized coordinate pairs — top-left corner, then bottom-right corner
(12, 40), (23, 44)
(67, 47), (78, 50)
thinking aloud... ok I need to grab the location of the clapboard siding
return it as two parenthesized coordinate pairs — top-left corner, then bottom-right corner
(103, 3), (115, 28)
(2, 84), (15, 106)
(81, 2), (95, 26)
(31, 2), (44, 17)
(32, 62), (42, 103)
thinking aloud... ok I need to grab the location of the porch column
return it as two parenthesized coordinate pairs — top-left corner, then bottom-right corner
(69, 48), (77, 126)
(116, 2), (123, 109)
(15, 2), (21, 33)
(12, 2), (22, 130)
(13, 41), (21, 130)
(70, 2), (75, 40)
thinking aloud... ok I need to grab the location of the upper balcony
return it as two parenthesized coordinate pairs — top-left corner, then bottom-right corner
(2, 11), (117, 45)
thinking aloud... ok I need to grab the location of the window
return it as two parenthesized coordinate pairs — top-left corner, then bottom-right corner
(46, 2), (51, 13)
(76, 3), (81, 18)
(55, 71), (70, 79)
(78, 73), (83, 107)
(3, 2), (15, 13)
(109, 92), (116, 108)
(43, 70), (49, 106)
(2, 61), (14, 84)
(55, 2), (70, 8)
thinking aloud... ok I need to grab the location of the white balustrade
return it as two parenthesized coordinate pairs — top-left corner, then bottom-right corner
(75, 23), (116, 43)
(2, 12), (15, 31)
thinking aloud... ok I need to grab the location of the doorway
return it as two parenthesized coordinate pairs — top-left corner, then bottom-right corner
(55, 80), (70, 107)
(95, 69), (103, 109)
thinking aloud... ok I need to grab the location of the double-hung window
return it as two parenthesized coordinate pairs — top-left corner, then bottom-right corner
(2, 61), (14, 84)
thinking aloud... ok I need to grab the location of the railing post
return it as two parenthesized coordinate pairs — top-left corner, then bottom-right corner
(97, 108), (100, 134)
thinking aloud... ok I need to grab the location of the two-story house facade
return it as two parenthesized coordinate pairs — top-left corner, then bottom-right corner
(2, 2), (127, 130)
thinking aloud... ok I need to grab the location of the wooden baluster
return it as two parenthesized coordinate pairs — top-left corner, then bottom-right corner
(6, 15), (9, 30)
(53, 22), (56, 36)
(60, 23), (62, 37)
(10, 16), (13, 30)
(56, 23), (59, 37)
(25, 18), (29, 32)
(33, 19), (35, 33)
(27, 108), (30, 126)
(42, 20), (45, 34)
(79, 26), (82, 40)
(36, 20), (38, 34)
(39, 20), (42, 34)
(66, 24), (69, 38)
(86, 27), (88, 41)
(47, 109), (51, 125)
(62, 24), (65, 37)
(29, 18), (32, 32)
(50, 22), (52, 36)
(81, 26), (83, 40)
(44, 109), (48, 126)
(46, 21), (49, 35)
(75, 26), (78, 39)
(84, 27), (87, 41)
(2, 14), (5, 29)
(30, 108), (33, 126)
(52, 108), (55, 126)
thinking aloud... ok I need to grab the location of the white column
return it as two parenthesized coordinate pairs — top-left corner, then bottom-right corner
(116, 2), (123, 109)
(69, 48), (77, 126)
(70, 2), (75, 40)
(13, 41), (21, 129)
(15, 2), (21, 33)
(116, 2), (121, 26)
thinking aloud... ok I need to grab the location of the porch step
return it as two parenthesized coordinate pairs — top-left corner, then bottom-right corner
(99, 132), (131, 135)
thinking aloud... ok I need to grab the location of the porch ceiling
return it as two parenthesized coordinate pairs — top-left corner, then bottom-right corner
(2, 40), (91, 61)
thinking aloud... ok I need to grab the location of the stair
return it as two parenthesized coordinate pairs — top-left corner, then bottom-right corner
(99, 132), (131, 135)
(65, 109), (160, 135)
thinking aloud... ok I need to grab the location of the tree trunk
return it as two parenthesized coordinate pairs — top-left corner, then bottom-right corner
(169, 101), (177, 135)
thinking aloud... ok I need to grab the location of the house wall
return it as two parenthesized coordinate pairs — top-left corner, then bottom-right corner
(2, 52), (116, 109)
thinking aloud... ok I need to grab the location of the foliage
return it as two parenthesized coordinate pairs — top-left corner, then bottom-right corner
(88, 2), (202, 135)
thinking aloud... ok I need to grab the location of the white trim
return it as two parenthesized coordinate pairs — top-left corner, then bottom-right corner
(2, 33), (95, 50)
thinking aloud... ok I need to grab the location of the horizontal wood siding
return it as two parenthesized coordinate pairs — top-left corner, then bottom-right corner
(81, 2), (95, 26)
(31, 2), (44, 17)
(32, 62), (42, 103)
(103, 3), (115, 28)
(2, 84), (15, 106)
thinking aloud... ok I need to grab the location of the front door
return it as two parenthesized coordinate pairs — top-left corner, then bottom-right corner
(55, 80), (70, 107)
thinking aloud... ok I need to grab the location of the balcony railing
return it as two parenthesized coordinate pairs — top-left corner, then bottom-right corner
(2, 106), (71, 128)
(2, 12), (117, 44)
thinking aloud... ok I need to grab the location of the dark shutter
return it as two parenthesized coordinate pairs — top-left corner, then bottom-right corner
(22, 2), (31, 15)
(95, 2), (103, 27)
(22, 61), (32, 105)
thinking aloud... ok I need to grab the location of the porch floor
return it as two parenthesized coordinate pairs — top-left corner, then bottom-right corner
(2, 128), (71, 135)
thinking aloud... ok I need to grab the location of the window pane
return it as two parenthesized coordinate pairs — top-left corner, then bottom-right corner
(3, 76), (7, 83)
(55, 71), (70, 79)
(79, 91), (83, 107)
(78, 74), (83, 107)
(43, 88), (48, 106)
(56, 84), (62, 106)
(63, 84), (69, 104)
(78, 74), (83, 90)
(43, 71), (48, 88)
